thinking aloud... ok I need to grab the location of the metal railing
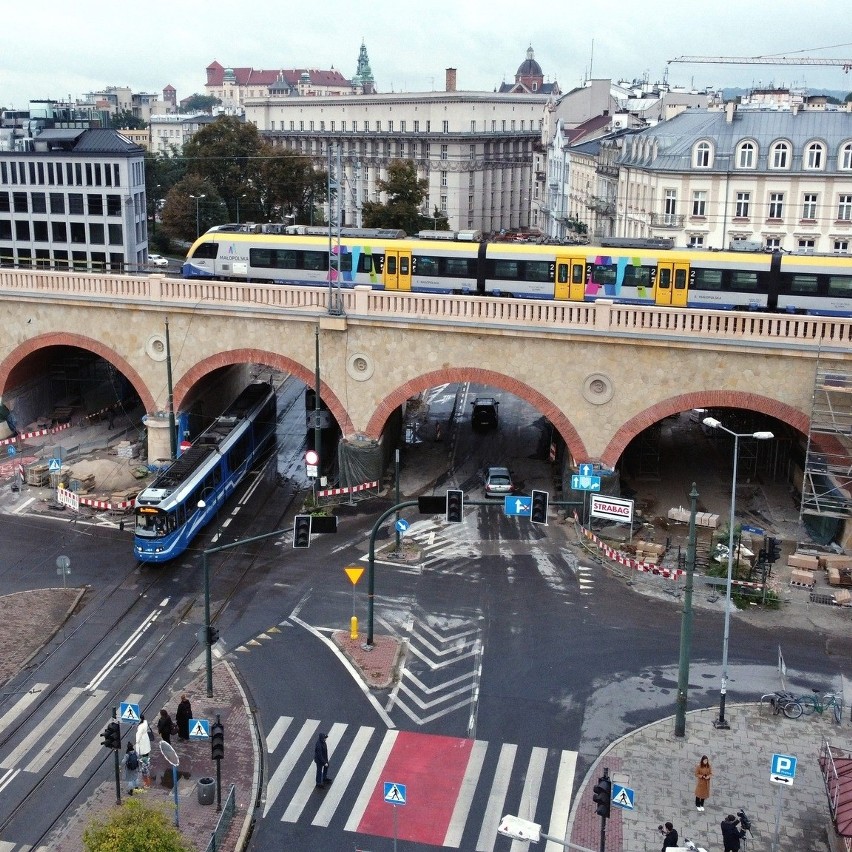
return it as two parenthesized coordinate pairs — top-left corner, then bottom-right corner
(204, 783), (236, 852)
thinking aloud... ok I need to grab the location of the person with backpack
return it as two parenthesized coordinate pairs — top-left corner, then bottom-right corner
(123, 741), (141, 795)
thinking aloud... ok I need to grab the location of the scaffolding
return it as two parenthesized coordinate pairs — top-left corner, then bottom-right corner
(801, 360), (852, 522)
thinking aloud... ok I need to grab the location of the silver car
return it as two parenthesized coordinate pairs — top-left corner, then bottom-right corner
(484, 466), (514, 498)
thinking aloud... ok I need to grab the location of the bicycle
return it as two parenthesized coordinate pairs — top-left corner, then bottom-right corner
(797, 689), (844, 724)
(761, 691), (804, 719)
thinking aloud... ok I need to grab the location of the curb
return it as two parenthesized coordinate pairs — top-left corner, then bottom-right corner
(17, 585), (88, 673)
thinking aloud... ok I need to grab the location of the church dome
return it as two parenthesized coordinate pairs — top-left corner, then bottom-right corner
(516, 46), (542, 78)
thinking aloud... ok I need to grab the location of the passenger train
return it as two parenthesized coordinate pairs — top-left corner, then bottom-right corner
(134, 382), (277, 563)
(182, 225), (852, 316)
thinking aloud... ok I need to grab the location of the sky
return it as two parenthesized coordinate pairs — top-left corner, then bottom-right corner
(1, 0), (851, 109)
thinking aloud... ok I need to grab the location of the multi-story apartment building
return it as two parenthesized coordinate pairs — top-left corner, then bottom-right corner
(246, 68), (549, 233)
(616, 103), (852, 252)
(0, 127), (149, 270)
(149, 113), (217, 155)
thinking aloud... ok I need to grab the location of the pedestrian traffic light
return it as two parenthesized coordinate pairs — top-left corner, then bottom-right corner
(207, 624), (220, 645)
(211, 720), (225, 761)
(293, 514), (312, 548)
(446, 489), (464, 523)
(592, 774), (612, 818)
(767, 536), (782, 564)
(530, 489), (549, 525)
(101, 720), (121, 750)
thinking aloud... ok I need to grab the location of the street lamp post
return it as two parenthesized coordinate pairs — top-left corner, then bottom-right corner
(189, 193), (206, 238)
(703, 416), (774, 730)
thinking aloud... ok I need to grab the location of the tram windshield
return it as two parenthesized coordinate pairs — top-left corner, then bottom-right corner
(135, 507), (174, 538)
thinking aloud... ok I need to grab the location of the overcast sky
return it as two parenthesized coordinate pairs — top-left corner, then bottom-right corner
(2, 0), (850, 109)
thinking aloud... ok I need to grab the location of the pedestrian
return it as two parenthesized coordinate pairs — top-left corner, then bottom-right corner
(694, 754), (712, 811)
(135, 714), (154, 786)
(314, 732), (331, 788)
(658, 821), (678, 850)
(721, 814), (743, 852)
(176, 694), (193, 741)
(157, 707), (175, 744)
(123, 741), (141, 795)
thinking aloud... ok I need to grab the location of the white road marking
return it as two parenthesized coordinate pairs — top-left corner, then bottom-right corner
(0, 767), (20, 796)
(11, 497), (35, 513)
(312, 726), (374, 827)
(511, 747), (548, 852)
(476, 742), (517, 851)
(0, 684), (48, 733)
(282, 722), (346, 822)
(262, 718), (320, 818)
(85, 608), (161, 691)
(1, 688), (83, 769)
(443, 739), (488, 847)
(266, 716), (292, 754)
(544, 750), (577, 852)
(343, 728), (398, 832)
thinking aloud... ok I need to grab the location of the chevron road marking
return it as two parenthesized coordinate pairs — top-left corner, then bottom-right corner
(402, 669), (477, 695)
(416, 620), (481, 645)
(407, 642), (479, 670)
(396, 678), (478, 711)
(408, 628), (478, 658)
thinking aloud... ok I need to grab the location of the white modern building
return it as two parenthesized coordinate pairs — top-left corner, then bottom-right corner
(149, 113), (218, 155)
(0, 128), (149, 270)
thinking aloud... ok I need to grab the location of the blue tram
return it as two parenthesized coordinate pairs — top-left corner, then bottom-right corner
(134, 382), (277, 563)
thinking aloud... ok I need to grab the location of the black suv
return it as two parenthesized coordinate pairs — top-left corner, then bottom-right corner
(471, 397), (499, 430)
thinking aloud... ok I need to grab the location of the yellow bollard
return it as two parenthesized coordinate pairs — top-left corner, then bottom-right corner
(350, 616), (358, 640)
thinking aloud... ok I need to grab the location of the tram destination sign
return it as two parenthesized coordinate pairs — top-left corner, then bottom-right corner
(590, 494), (634, 524)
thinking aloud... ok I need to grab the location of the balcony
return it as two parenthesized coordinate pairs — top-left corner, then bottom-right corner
(587, 196), (615, 216)
(650, 212), (685, 228)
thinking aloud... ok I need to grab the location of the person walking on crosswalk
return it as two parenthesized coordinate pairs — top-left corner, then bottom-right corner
(314, 732), (332, 789)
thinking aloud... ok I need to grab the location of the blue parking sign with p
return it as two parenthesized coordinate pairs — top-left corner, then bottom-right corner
(770, 753), (797, 784)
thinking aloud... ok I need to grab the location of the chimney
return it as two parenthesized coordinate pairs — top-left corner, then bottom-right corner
(725, 100), (736, 124)
(446, 68), (457, 92)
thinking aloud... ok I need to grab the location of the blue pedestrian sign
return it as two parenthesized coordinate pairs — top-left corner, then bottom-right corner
(395, 518), (410, 535)
(7, 445), (15, 457)
(119, 701), (141, 723)
(571, 474), (601, 492)
(48, 457), (61, 472)
(770, 753), (797, 785)
(189, 718), (210, 739)
(504, 496), (531, 517)
(611, 783), (635, 810)
(384, 781), (407, 805)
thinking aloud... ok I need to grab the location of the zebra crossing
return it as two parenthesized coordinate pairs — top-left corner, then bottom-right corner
(261, 715), (577, 851)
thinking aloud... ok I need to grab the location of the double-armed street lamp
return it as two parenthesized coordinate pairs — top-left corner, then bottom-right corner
(702, 416), (774, 730)
(189, 193), (206, 238)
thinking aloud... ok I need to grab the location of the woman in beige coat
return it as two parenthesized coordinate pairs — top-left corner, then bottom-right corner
(694, 755), (712, 811)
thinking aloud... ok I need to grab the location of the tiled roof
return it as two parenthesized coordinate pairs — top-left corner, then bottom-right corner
(206, 65), (351, 88)
(73, 129), (145, 153)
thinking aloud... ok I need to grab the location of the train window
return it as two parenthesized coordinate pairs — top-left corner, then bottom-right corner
(657, 267), (671, 289)
(400, 256), (410, 275)
(418, 255), (439, 276)
(443, 257), (476, 277)
(557, 263), (569, 284)
(191, 241), (219, 259)
(622, 265), (653, 287)
(386, 255), (397, 275)
(303, 251), (328, 271)
(526, 261), (552, 282)
(250, 248), (298, 269)
(493, 260), (520, 279)
(827, 276), (852, 297)
(730, 271), (759, 291)
(592, 263), (618, 287)
(572, 263), (585, 284)
(674, 268), (687, 290)
(787, 274), (819, 294)
(692, 269), (723, 290)
(338, 253), (353, 273)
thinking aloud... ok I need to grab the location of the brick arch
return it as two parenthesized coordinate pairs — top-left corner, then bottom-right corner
(601, 390), (810, 469)
(172, 348), (354, 434)
(364, 367), (588, 459)
(0, 331), (156, 411)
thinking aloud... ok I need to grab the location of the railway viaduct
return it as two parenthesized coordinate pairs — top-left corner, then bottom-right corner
(0, 269), (849, 471)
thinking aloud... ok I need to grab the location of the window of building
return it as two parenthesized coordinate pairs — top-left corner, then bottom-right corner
(310, 121), (315, 131)
(89, 223), (105, 244)
(841, 142), (852, 170)
(52, 221), (66, 241)
(270, 120), (275, 131)
(692, 190), (707, 217)
(838, 194), (852, 221)
(470, 144), (475, 160)
(413, 121), (419, 132)
(15, 221), (29, 240)
(68, 194), (84, 215)
(694, 141), (712, 167)
(0, 220), (11, 240)
(441, 144), (448, 160)
(106, 195), (121, 216)
(766, 237), (781, 250)
(687, 234), (705, 248)
(0, 192), (7, 213)
(426, 121), (431, 132)
(491, 120), (496, 132)
(770, 142), (790, 169)
(768, 192), (784, 219)
(735, 192), (750, 218)
(440, 171), (447, 187)
(70, 222), (85, 243)
(74, 163), (82, 184)
(375, 121), (381, 131)
(802, 193), (818, 220)
(32, 221), (48, 241)
(108, 223), (123, 244)
(511, 120), (516, 131)
(12, 192), (27, 213)
(798, 238), (815, 252)
(440, 195), (447, 212)
(31, 193), (46, 214)
(442, 120), (449, 133)
(805, 142), (824, 169)
(501, 120), (506, 131)
(88, 194), (104, 216)
(737, 141), (756, 168)
(833, 239), (849, 253)
(664, 189), (677, 221)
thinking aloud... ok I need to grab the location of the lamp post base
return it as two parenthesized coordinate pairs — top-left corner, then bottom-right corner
(713, 717), (731, 730)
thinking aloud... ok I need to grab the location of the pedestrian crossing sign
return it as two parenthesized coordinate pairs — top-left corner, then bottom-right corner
(611, 783), (635, 810)
(189, 718), (210, 739)
(119, 701), (141, 723)
(384, 781), (407, 805)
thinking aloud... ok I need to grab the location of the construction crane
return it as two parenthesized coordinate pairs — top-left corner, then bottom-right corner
(669, 55), (852, 73)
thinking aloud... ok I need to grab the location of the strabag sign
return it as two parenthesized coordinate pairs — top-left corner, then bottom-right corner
(590, 494), (634, 523)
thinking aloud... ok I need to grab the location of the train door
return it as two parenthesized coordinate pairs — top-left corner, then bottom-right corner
(384, 249), (412, 291)
(554, 257), (587, 301)
(655, 261), (689, 307)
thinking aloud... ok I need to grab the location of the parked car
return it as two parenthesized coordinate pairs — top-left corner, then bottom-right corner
(471, 397), (499, 430)
(147, 254), (169, 267)
(484, 466), (514, 498)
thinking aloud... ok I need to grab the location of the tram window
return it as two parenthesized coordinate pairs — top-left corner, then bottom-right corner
(493, 260), (520, 280)
(250, 248), (298, 269)
(827, 276), (852, 297)
(386, 255), (397, 275)
(400, 256), (410, 275)
(788, 274), (818, 294)
(572, 263), (585, 284)
(656, 266), (671, 289)
(730, 271), (759, 291)
(443, 257), (476, 277)
(591, 263), (617, 287)
(418, 255), (439, 276)
(692, 269), (723, 290)
(302, 251), (328, 271)
(557, 263), (569, 284)
(191, 241), (219, 260)
(674, 268), (687, 290)
(525, 261), (552, 282)
(622, 265), (653, 287)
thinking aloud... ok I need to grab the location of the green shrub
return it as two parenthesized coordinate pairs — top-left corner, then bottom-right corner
(83, 798), (192, 852)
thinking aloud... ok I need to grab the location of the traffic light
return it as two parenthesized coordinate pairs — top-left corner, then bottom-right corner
(592, 774), (612, 818)
(101, 720), (121, 750)
(211, 720), (225, 761)
(446, 489), (464, 523)
(531, 489), (549, 525)
(207, 624), (220, 645)
(767, 537), (782, 564)
(293, 514), (312, 548)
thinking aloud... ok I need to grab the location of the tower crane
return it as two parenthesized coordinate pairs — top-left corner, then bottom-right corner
(668, 55), (852, 72)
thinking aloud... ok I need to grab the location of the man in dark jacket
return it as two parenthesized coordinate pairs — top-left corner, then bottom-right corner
(660, 822), (678, 850)
(721, 814), (742, 852)
(176, 694), (193, 740)
(314, 732), (331, 788)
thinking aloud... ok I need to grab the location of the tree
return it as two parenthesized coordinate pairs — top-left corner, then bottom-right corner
(362, 159), (429, 234)
(181, 93), (222, 113)
(83, 798), (192, 852)
(111, 111), (146, 130)
(257, 144), (327, 224)
(145, 150), (188, 230)
(160, 174), (222, 242)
